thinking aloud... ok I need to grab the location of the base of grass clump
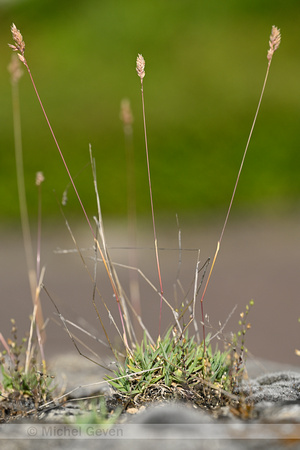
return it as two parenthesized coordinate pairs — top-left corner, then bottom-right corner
(106, 327), (240, 411)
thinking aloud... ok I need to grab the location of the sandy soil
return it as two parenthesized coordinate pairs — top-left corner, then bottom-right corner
(0, 212), (299, 367)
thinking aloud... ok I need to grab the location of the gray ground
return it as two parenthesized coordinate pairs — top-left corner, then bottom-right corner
(1, 212), (300, 366)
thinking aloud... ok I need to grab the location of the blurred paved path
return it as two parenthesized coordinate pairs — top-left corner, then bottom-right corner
(1, 213), (299, 367)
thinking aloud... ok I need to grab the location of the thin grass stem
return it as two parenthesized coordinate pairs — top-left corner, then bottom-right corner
(199, 26), (281, 354)
(120, 98), (142, 341)
(8, 55), (46, 368)
(136, 54), (164, 336)
(9, 24), (130, 354)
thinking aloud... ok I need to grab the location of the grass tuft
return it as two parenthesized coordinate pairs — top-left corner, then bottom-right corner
(6, 23), (282, 420)
(106, 301), (254, 410)
(0, 319), (54, 423)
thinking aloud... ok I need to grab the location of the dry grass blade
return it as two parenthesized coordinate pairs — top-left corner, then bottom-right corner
(42, 284), (112, 370)
(89, 144), (133, 351)
(55, 206), (124, 360)
(102, 258), (182, 334)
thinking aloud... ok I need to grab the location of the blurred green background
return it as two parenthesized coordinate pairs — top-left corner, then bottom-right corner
(1, 0), (299, 223)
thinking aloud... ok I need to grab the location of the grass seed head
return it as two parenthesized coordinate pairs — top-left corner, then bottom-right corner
(9, 24), (26, 64)
(36, 171), (45, 186)
(136, 53), (145, 81)
(267, 25), (281, 62)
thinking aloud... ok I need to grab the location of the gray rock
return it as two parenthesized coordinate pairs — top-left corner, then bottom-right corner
(255, 400), (300, 423)
(238, 371), (300, 403)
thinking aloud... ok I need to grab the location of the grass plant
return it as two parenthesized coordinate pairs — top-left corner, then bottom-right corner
(106, 327), (231, 407)
(0, 320), (54, 422)
(3, 23), (281, 421)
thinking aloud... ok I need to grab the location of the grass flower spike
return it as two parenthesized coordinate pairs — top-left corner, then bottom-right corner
(267, 26), (281, 62)
(35, 171), (45, 186)
(9, 24), (26, 65)
(136, 54), (145, 81)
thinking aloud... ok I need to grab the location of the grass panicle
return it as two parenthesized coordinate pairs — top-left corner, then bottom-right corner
(267, 25), (281, 62)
